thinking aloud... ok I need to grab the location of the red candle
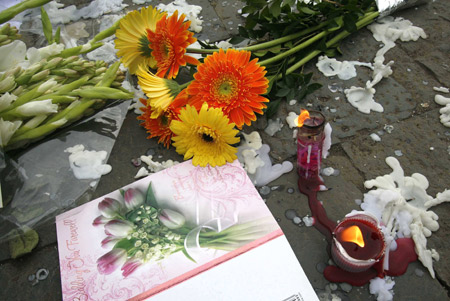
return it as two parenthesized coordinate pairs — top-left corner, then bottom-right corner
(297, 110), (325, 179)
(331, 212), (386, 273)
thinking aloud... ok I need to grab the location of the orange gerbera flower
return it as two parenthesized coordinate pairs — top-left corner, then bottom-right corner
(138, 90), (189, 148)
(186, 49), (269, 129)
(147, 10), (199, 79)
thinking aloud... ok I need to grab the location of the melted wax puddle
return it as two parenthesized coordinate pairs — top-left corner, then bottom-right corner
(64, 145), (112, 180)
(317, 17), (427, 114)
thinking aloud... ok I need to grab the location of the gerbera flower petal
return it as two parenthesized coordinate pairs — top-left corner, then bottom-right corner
(136, 66), (182, 117)
(138, 90), (188, 148)
(115, 6), (166, 74)
(170, 103), (239, 167)
(186, 49), (269, 129)
(147, 10), (199, 79)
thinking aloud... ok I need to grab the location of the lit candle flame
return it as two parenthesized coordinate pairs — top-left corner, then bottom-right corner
(340, 225), (365, 248)
(297, 109), (310, 127)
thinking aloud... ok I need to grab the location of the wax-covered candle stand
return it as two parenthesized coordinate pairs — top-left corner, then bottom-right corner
(296, 110), (417, 286)
(296, 110), (325, 180)
(296, 110), (336, 242)
(331, 212), (386, 273)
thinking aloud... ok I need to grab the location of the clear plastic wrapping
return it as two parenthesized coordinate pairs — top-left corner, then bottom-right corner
(376, 0), (429, 17)
(0, 99), (130, 245)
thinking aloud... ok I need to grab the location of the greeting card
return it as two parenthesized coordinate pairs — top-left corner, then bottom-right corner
(56, 160), (318, 300)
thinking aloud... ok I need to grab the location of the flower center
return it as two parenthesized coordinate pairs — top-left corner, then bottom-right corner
(202, 133), (214, 142)
(212, 75), (238, 103)
(160, 40), (171, 59)
(160, 114), (169, 126)
(138, 34), (153, 57)
(195, 125), (217, 143)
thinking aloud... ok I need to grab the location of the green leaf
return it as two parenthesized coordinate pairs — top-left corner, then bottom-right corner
(284, 74), (295, 87)
(114, 238), (135, 250)
(297, 87), (308, 100)
(242, 5), (258, 14)
(270, 0), (282, 18)
(260, 6), (272, 21)
(303, 72), (313, 85)
(266, 77), (276, 94)
(53, 26), (61, 44)
(299, 6), (317, 15)
(238, 26), (250, 38)
(40, 6), (53, 43)
(327, 17), (343, 32)
(275, 87), (291, 97)
(265, 99), (281, 119)
(307, 83), (322, 94)
(182, 248), (197, 263)
(283, 0), (295, 6)
(324, 47), (337, 57)
(268, 44), (281, 54)
(343, 13), (358, 33)
(228, 36), (247, 44)
(146, 182), (158, 207)
(287, 89), (296, 101)
(253, 50), (268, 57)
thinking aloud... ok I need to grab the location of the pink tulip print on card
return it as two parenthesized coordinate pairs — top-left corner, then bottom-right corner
(56, 160), (306, 300)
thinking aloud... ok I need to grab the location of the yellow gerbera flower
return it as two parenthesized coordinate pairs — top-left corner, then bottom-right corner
(170, 103), (240, 167)
(136, 65), (181, 118)
(115, 6), (166, 74)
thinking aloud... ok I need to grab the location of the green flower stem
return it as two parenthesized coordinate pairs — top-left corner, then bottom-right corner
(8, 60), (130, 146)
(52, 75), (90, 94)
(13, 115), (47, 136)
(10, 99), (96, 144)
(9, 116), (69, 143)
(0, 0), (51, 25)
(272, 10), (379, 81)
(258, 30), (330, 66)
(242, 19), (336, 52)
(37, 94), (78, 104)
(89, 20), (121, 43)
(69, 86), (133, 99)
(179, 81), (191, 90)
(185, 19), (337, 55)
(54, 42), (103, 58)
(1, 86), (42, 113)
(96, 61), (121, 87)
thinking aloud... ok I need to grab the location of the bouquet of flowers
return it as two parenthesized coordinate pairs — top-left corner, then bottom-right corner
(94, 181), (275, 277)
(0, 2), (131, 150)
(113, 1), (380, 167)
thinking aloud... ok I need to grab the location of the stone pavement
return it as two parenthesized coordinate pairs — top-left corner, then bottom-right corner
(0, 0), (449, 300)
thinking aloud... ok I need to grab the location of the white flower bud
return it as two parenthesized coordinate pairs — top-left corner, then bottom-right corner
(0, 76), (17, 93)
(15, 99), (58, 117)
(37, 78), (58, 93)
(159, 209), (185, 229)
(0, 118), (22, 147)
(0, 92), (17, 112)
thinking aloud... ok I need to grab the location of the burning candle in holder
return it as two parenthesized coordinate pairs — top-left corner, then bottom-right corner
(296, 110), (325, 180)
(331, 212), (386, 273)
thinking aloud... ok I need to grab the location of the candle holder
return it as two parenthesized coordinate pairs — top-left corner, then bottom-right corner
(331, 212), (386, 273)
(296, 110), (325, 179)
